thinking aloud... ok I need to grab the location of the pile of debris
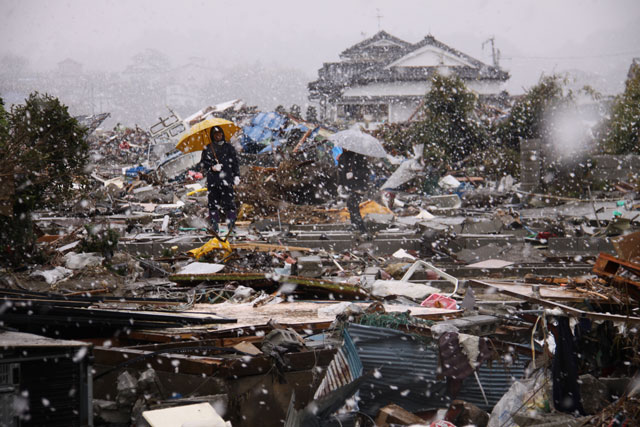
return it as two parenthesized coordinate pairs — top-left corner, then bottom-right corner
(2, 102), (640, 427)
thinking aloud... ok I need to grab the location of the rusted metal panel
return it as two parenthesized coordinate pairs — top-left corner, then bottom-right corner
(592, 252), (640, 300)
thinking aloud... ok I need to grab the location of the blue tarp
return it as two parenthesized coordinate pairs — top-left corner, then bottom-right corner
(124, 165), (150, 177)
(257, 139), (283, 154)
(331, 145), (343, 165)
(240, 112), (288, 153)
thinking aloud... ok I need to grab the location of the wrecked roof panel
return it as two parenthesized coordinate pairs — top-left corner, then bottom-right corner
(346, 322), (530, 413)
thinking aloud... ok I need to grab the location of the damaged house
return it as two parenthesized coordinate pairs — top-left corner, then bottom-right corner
(308, 30), (509, 124)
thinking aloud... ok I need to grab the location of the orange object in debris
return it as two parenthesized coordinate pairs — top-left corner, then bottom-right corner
(336, 200), (392, 221)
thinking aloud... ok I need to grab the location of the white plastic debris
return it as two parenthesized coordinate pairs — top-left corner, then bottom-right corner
(176, 262), (225, 275)
(392, 249), (417, 260)
(438, 174), (461, 189)
(56, 240), (81, 253)
(317, 301), (362, 317)
(370, 280), (440, 300)
(143, 402), (231, 427)
(63, 252), (104, 270)
(231, 286), (255, 302)
(414, 209), (435, 220)
(30, 266), (73, 285)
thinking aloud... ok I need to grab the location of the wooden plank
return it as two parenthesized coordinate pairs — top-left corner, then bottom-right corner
(128, 337), (264, 351)
(230, 242), (312, 252)
(94, 346), (336, 379)
(125, 322), (334, 344)
(168, 273), (370, 298)
(93, 346), (225, 377)
(470, 279), (640, 324)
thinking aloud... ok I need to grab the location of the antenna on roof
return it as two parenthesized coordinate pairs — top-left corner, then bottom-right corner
(376, 8), (383, 31)
(482, 36), (500, 68)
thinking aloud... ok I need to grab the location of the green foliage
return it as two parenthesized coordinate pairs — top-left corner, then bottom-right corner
(5, 92), (89, 211)
(542, 158), (596, 197)
(0, 92), (89, 267)
(411, 74), (487, 165)
(78, 226), (119, 258)
(495, 75), (568, 150)
(372, 122), (414, 157)
(0, 98), (8, 142)
(0, 213), (46, 266)
(601, 64), (640, 154)
(466, 144), (521, 180)
(375, 75), (486, 165)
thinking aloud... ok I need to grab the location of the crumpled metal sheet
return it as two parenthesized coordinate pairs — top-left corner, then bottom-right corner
(346, 322), (530, 412)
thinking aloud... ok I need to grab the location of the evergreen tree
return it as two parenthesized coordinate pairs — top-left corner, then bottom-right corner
(0, 93), (89, 266)
(602, 63), (640, 154)
(410, 74), (486, 165)
(495, 75), (567, 150)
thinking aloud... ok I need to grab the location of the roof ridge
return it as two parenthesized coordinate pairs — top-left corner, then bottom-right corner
(339, 30), (412, 59)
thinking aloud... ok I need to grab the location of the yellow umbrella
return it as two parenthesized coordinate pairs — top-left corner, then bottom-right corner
(176, 118), (241, 153)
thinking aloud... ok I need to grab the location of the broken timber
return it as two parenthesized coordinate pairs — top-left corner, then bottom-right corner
(93, 345), (336, 378)
(469, 279), (640, 324)
(593, 252), (640, 301)
(168, 272), (370, 299)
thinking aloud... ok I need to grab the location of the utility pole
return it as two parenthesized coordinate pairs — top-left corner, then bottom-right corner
(482, 36), (501, 68)
(376, 8), (383, 31)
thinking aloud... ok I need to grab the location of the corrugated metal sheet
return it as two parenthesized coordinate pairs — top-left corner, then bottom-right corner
(347, 323), (449, 416)
(457, 355), (530, 410)
(346, 323), (530, 414)
(313, 330), (362, 402)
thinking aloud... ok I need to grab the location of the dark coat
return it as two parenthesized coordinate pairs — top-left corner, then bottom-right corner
(198, 141), (239, 193)
(338, 150), (370, 192)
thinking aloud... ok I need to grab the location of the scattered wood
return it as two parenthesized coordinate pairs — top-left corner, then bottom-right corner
(375, 403), (426, 426)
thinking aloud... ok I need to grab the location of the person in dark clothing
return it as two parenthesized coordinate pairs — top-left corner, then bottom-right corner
(551, 316), (585, 415)
(337, 149), (371, 233)
(197, 126), (240, 233)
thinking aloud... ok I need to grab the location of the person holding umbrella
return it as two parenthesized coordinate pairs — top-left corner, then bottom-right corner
(337, 149), (371, 234)
(197, 126), (240, 234)
(330, 128), (387, 236)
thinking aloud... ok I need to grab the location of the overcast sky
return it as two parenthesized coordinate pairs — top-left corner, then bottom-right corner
(2, 0), (640, 95)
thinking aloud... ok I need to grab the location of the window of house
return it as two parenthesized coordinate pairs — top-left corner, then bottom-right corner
(337, 104), (388, 121)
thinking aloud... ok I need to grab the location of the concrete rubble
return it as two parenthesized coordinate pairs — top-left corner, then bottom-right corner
(1, 104), (640, 427)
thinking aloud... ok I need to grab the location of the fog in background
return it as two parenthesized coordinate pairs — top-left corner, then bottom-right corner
(1, 0), (639, 128)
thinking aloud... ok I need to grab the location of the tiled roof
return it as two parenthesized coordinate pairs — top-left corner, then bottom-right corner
(339, 30), (413, 61)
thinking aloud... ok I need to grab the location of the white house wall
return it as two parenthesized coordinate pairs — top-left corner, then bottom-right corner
(343, 79), (504, 99)
(389, 100), (420, 122)
(343, 82), (431, 98)
(466, 80), (506, 95)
